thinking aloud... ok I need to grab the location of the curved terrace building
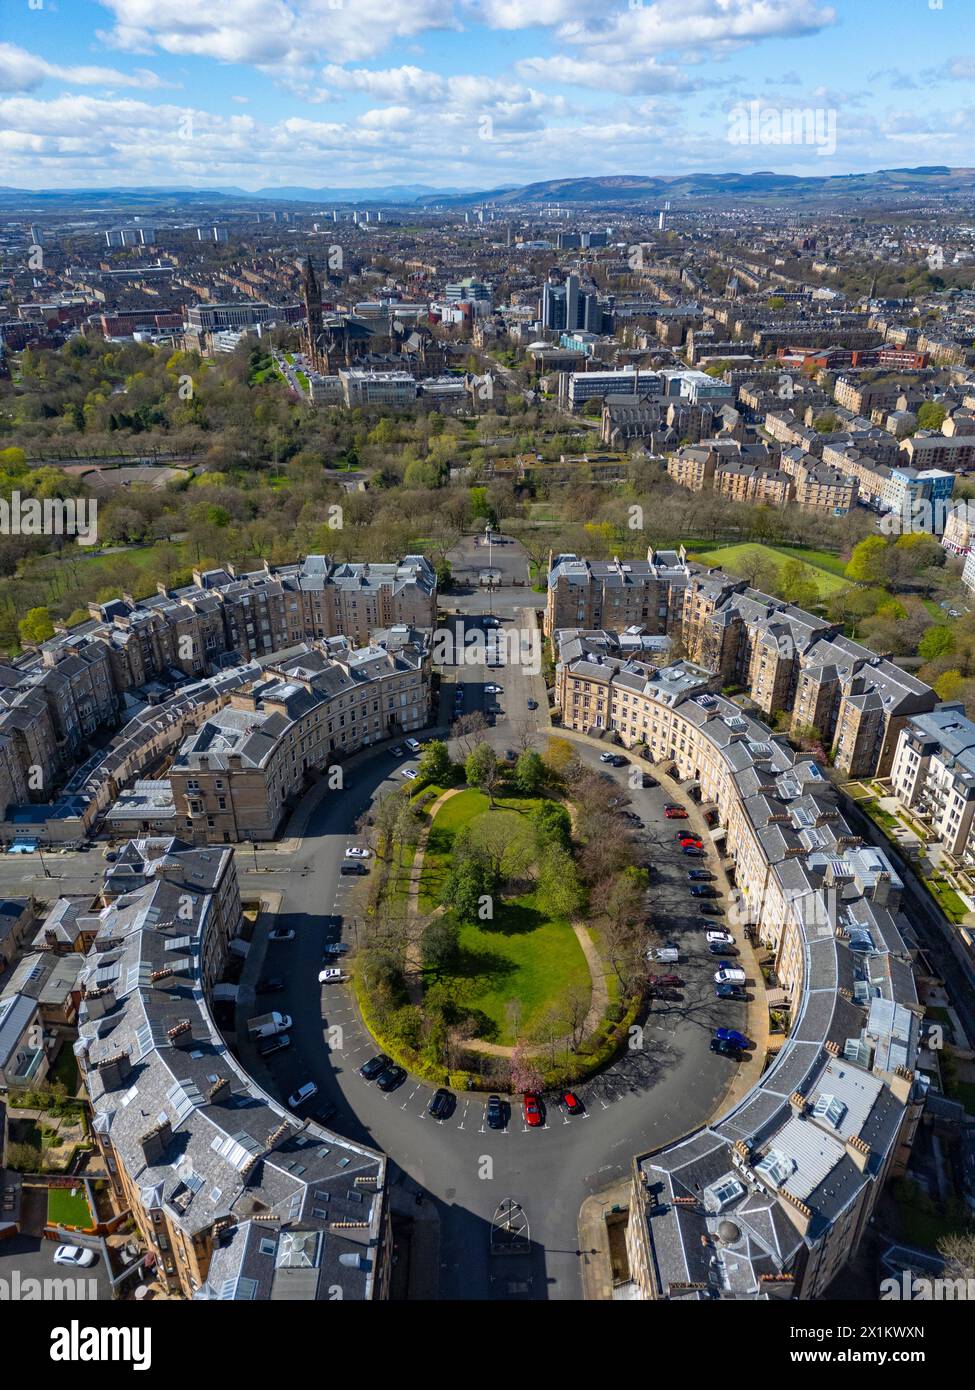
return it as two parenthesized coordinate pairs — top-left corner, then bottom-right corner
(553, 627), (925, 1300)
(70, 837), (388, 1301)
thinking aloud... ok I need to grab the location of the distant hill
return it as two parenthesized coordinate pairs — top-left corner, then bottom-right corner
(414, 167), (975, 207)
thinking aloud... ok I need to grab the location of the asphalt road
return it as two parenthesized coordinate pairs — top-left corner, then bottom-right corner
(233, 712), (746, 1300)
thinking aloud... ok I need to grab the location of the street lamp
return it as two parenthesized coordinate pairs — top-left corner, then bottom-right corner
(36, 844), (51, 879)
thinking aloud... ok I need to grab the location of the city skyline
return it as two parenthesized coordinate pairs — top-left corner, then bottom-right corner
(1, 0), (974, 191)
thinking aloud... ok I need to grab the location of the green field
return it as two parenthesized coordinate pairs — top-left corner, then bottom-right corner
(418, 789), (591, 1043)
(689, 541), (854, 597)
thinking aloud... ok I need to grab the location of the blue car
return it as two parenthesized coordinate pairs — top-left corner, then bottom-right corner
(715, 1028), (750, 1050)
(714, 982), (744, 1000)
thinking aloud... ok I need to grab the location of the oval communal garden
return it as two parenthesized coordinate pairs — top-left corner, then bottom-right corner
(352, 737), (652, 1091)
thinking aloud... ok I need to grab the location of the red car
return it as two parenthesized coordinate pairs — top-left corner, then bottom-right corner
(523, 1094), (543, 1127)
(648, 973), (684, 988)
(679, 836), (703, 847)
(562, 1091), (584, 1116)
(664, 807), (688, 820)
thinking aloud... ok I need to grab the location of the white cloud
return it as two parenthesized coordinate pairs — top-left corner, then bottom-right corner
(516, 55), (698, 95)
(96, 0), (459, 69)
(0, 41), (168, 92)
(554, 0), (837, 61)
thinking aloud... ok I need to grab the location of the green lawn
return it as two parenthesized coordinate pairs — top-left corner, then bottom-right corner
(47, 1184), (93, 1229)
(418, 788), (591, 1043)
(689, 542), (854, 597)
(50, 1048), (78, 1095)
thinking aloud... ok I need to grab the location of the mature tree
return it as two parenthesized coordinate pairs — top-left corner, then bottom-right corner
(513, 748), (545, 795)
(420, 917), (460, 974)
(845, 535), (890, 585)
(18, 606), (54, 645)
(452, 710), (488, 759)
(938, 1230), (975, 1281)
(536, 844), (584, 921)
(563, 983), (591, 1050)
(542, 736), (580, 780)
(440, 855), (495, 923)
(417, 739), (451, 786)
(509, 1042), (544, 1095)
(531, 799), (572, 851)
(465, 742), (502, 805)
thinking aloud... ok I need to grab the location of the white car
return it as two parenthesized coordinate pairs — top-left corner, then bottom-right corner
(714, 966), (746, 984)
(319, 969), (348, 984)
(706, 930), (734, 946)
(288, 1081), (318, 1108)
(344, 846), (371, 859)
(485, 684), (503, 694)
(400, 768), (418, 780)
(53, 1245), (96, 1268)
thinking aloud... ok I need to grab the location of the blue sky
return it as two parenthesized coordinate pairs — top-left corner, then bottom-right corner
(0, 0), (972, 190)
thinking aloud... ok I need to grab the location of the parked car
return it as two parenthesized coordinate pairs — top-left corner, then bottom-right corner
(322, 942), (349, 956)
(651, 946), (679, 963)
(404, 738), (422, 754)
(648, 973), (684, 988)
(678, 834), (703, 845)
(428, 1087), (453, 1119)
(706, 930), (735, 946)
(527, 699), (539, 710)
(340, 861), (369, 876)
(258, 1033), (291, 1057)
(714, 966), (746, 984)
(54, 1245), (96, 1268)
(268, 927), (295, 942)
(715, 982), (745, 1000)
(485, 683), (504, 694)
(690, 885), (719, 897)
(562, 1090), (584, 1115)
(641, 774), (659, 787)
(715, 1028), (751, 1050)
(313, 1103), (337, 1127)
(288, 1081), (318, 1108)
(257, 976), (285, 993)
(664, 806), (688, 819)
(682, 846), (706, 857)
(377, 1064), (407, 1092)
(523, 1093), (543, 1127)
(687, 869), (715, 881)
(318, 969), (347, 984)
(599, 750), (615, 762)
(710, 1038), (742, 1061)
(360, 1053), (392, 1080)
(485, 1094), (506, 1129)
(344, 846), (371, 860)
(400, 768), (418, 780)
(390, 746), (404, 757)
(708, 941), (735, 955)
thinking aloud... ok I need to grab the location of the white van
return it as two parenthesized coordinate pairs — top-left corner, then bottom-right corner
(653, 947), (679, 963)
(404, 738), (421, 754)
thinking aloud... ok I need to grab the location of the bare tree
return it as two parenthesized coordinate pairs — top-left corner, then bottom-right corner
(564, 984), (591, 1050)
